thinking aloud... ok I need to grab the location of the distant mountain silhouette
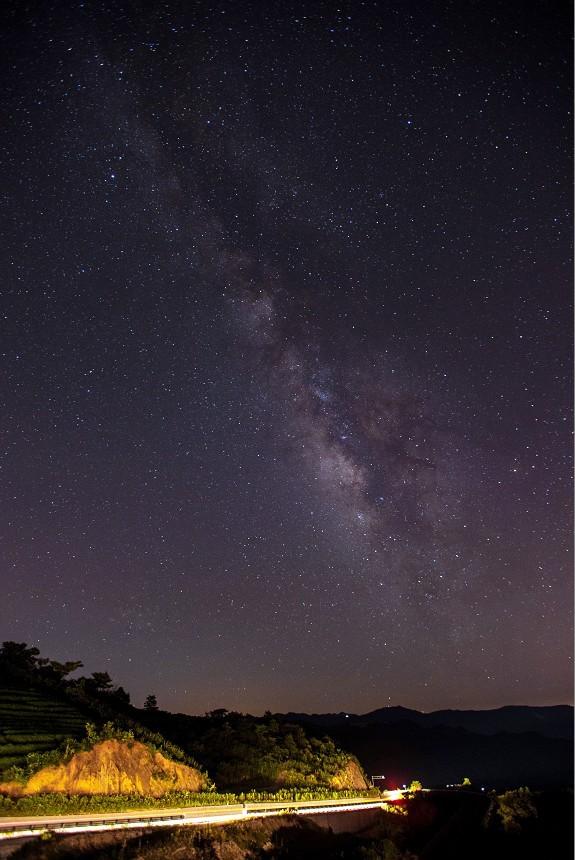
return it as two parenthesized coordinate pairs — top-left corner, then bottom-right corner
(280, 704), (573, 739)
(277, 705), (573, 789)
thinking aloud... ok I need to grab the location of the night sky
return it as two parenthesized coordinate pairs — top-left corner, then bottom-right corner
(1, 0), (572, 716)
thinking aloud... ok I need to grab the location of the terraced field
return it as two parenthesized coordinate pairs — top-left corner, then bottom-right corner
(0, 688), (87, 774)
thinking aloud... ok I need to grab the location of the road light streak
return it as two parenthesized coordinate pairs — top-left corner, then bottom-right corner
(0, 795), (407, 842)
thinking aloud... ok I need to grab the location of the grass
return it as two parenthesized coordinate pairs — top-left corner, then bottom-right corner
(0, 787), (378, 817)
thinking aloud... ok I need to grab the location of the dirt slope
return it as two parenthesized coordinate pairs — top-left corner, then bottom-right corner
(329, 759), (370, 790)
(0, 739), (208, 797)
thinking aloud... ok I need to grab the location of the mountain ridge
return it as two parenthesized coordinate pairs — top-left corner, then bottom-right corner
(277, 704), (573, 740)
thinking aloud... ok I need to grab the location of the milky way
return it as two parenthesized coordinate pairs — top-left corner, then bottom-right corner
(225, 254), (465, 552)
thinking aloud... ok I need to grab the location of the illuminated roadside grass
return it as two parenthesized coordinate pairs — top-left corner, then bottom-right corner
(0, 787), (383, 817)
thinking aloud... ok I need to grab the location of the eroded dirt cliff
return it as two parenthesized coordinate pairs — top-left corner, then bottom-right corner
(329, 759), (370, 790)
(0, 739), (208, 797)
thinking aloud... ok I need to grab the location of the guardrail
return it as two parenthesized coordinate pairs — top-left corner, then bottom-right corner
(0, 796), (400, 841)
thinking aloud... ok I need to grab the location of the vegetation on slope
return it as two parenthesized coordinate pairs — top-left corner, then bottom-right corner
(0, 644), (208, 791)
(137, 707), (369, 791)
(0, 643), (367, 798)
(0, 688), (87, 773)
(0, 735), (210, 799)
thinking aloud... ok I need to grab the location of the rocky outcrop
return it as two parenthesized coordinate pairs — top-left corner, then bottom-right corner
(274, 758), (369, 791)
(0, 739), (208, 797)
(329, 759), (370, 790)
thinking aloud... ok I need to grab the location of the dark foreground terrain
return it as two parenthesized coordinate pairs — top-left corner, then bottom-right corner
(5, 790), (573, 860)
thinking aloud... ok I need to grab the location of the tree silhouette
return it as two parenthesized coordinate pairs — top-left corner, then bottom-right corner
(0, 641), (40, 678)
(90, 671), (114, 692)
